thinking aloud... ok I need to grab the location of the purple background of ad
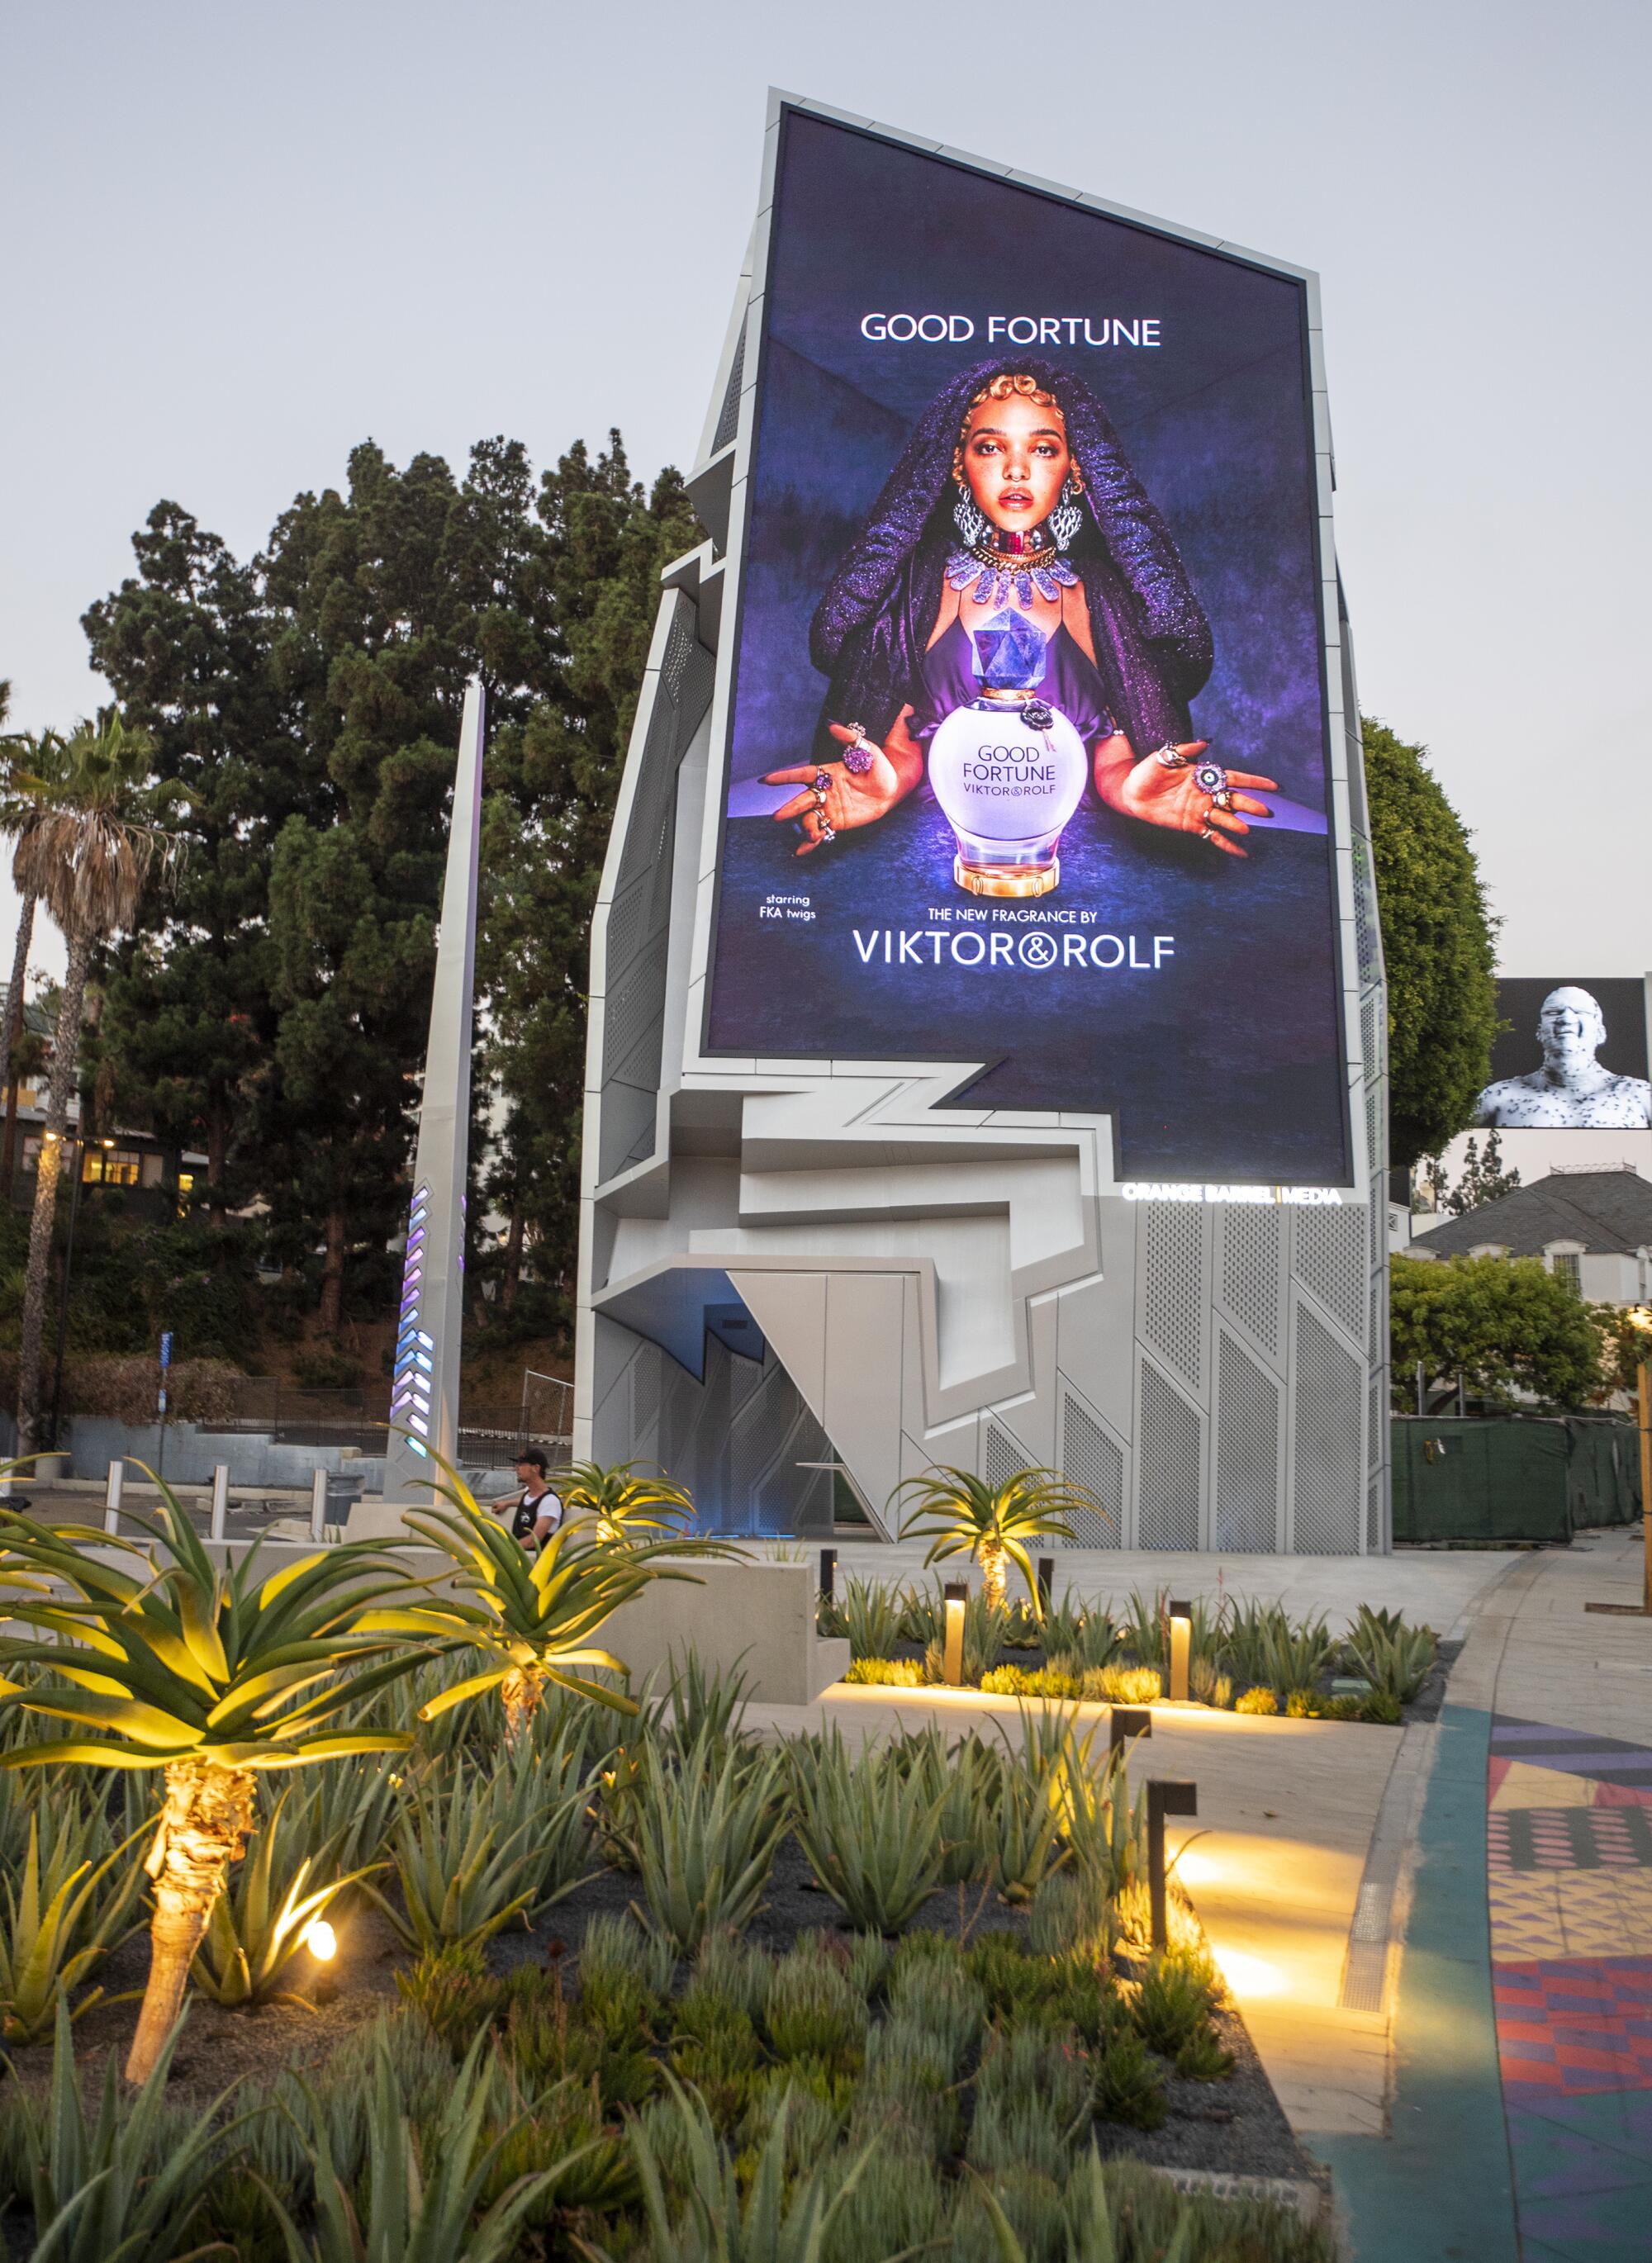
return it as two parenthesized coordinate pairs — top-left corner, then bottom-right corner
(705, 111), (1350, 1184)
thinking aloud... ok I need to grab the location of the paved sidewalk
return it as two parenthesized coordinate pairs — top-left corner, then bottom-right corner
(1317, 1528), (1652, 2262)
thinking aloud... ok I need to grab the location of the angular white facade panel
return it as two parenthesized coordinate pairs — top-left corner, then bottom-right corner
(577, 94), (1389, 1552)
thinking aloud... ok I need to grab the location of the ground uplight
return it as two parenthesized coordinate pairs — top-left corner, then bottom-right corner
(304, 1918), (338, 1962)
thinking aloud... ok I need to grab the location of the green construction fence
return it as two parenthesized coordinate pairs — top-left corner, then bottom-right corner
(1391, 1414), (1644, 1544)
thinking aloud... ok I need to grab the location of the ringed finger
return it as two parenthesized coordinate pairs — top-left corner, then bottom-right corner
(1208, 807), (1251, 837)
(1203, 826), (1247, 858)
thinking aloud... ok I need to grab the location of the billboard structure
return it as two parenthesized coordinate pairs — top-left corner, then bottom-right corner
(577, 97), (1390, 1554)
(1474, 980), (1652, 1131)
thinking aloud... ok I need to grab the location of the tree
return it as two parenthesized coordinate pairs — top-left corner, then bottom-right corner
(13, 712), (181, 1456)
(478, 438), (698, 1317)
(0, 1491), (425, 2082)
(0, 719), (69, 1193)
(1437, 1130), (1521, 1217)
(83, 506), (301, 1206)
(1364, 717), (1500, 1170)
(356, 1456), (707, 1744)
(893, 1464), (1089, 1615)
(1389, 1252), (1606, 1410)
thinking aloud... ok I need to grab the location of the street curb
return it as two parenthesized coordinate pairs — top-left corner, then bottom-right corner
(1310, 1697), (1518, 2261)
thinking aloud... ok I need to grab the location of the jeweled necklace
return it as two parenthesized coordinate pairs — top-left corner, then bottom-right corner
(946, 519), (1080, 608)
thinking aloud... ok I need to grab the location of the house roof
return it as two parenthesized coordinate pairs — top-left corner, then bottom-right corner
(1411, 1170), (1652, 1259)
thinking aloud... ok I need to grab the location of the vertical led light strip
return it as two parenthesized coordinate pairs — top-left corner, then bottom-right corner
(382, 680), (485, 1504)
(389, 1184), (434, 1455)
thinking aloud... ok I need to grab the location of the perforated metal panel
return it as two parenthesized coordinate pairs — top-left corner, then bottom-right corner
(711, 327), (746, 453)
(1214, 1333), (1279, 1551)
(1367, 1474), (1386, 1553)
(983, 1419), (1024, 1489)
(1360, 991), (1381, 1086)
(1351, 836), (1381, 989)
(1219, 1206), (1283, 1355)
(1291, 1305), (1363, 1553)
(1142, 1204), (1204, 1387)
(1059, 1393), (1123, 1547)
(596, 600), (716, 1182)
(1137, 1360), (1202, 1550)
(1294, 1205), (1367, 1345)
(1367, 1371), (1384, 1473)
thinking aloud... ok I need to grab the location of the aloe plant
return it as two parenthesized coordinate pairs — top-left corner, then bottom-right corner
(0, 1487), (427, 2080)
(628, 1734), (787, 1957)
(0, 1802), (145, 2042)
(615, 2074), (880, 2263)
(269, 2023), (579, 2263)
(13, 1998), (238, 2261)
(836, 1576), (905, 1662)
(1346, 1613), (1436, 1706)
(192, 1782), (381, 2008)
(791, 1733), (947, 1933)
(378, 1763), (577, 1952)
(989, 1747), (1070, 1905)
(894, 1464), (1092, 1615)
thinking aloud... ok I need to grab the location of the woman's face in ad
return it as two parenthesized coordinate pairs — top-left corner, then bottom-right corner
(958, 391), (1072, 534)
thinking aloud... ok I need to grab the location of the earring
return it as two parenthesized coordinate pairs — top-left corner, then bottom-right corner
(1049, 475), (1082, 553)
(953, 486), (988, 546)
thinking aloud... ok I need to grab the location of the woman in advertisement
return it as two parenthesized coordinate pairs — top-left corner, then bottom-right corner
(763, 359), (1277, 886)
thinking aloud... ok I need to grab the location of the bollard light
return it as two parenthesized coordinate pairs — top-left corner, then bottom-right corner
(942, 1579), (969, 1687)
(104, 1459), (125, 1535)
(209, 1464), (230, 1542)
(819, 1546), (836, 1602)
(1109, 1704), (1153, 1755)
(1146, 1777), (1199, 1952)
(1167, 1596), (1192, 1703)
(310, 1467), (329, 1542)
(1036, 1556), (1054, 1611)
(303, 1917), (337, 1962)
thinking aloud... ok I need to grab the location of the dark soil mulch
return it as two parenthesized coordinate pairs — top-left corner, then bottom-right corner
(24, 1834), (1325, 2194)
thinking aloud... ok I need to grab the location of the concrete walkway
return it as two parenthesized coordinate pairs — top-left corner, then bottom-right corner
(761, 1536), (1652, 2256)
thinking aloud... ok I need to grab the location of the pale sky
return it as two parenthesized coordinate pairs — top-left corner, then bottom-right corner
(2, 0), (1646, 992)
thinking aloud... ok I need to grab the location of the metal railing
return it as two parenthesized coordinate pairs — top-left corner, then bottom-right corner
(197, 1376), (573, 1463)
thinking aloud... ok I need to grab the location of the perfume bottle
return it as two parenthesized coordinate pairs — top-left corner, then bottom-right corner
(926, 610), (1089, 898)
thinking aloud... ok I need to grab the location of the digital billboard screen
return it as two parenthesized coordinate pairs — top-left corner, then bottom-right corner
(1475, 979), (1652, 1129)
(704, 108), (1351, 1184)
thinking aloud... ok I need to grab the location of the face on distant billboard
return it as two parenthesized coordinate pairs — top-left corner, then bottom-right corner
(1475, 979), (1652, 1129)
(704, 108), (1351, 1184)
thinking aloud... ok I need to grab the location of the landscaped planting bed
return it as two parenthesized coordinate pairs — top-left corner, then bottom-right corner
(0, 1653), (1336, 2261)
(823, 1576), (1443, 1724)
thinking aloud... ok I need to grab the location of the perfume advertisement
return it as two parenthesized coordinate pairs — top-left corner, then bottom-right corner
(704, 108), (1351, 1184)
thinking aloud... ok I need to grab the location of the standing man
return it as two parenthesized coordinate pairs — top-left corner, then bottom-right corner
(491, 1447), (563, 1551)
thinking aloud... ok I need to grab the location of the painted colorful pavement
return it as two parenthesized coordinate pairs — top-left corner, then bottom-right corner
(1489, 1714), (1652, 2260)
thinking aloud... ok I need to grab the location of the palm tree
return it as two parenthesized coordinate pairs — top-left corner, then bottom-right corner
(0, 1486), (429, 2082)
(893, 1463), (1093, 1615)
(0, 694), (65, 1193)
(12, 709), (179, 1456)
(559, 1457), (695, 1545)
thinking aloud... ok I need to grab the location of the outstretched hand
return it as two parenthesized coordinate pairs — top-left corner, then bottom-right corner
(1102, 739), (1277, 858)
(765, 723), (903, 857)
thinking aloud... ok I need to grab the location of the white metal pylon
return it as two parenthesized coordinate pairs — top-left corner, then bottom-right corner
(383, 680), (485, 1502)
